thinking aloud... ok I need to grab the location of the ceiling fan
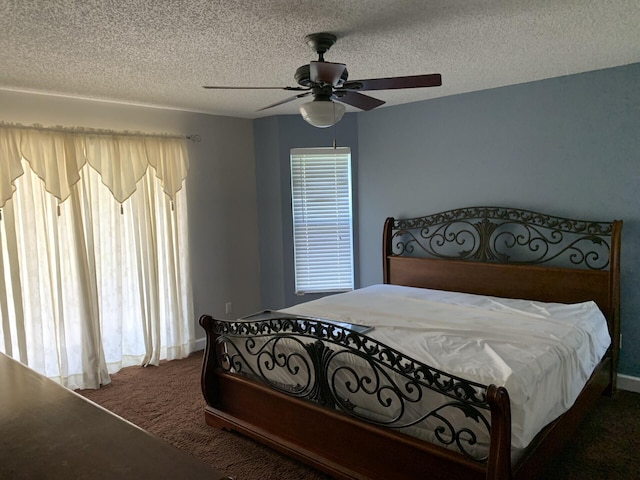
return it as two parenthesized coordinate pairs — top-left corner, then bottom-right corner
(203, 32), (442, 128)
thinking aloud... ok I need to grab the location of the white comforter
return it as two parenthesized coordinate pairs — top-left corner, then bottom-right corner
(281, 284), (610, 449)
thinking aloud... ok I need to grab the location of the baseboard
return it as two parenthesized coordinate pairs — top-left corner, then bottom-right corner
(194, 337), (206, 352)
(617, 374), (640, 393)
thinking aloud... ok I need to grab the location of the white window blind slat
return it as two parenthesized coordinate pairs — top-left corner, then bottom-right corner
(290, 147), (354, 294)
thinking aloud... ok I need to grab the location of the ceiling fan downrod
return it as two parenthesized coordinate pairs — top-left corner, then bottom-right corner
(305, 32), (337, 62)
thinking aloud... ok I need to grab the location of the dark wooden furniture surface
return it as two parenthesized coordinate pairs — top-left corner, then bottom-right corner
(0, 352), (230, 480)
(200, 206), (622, 480)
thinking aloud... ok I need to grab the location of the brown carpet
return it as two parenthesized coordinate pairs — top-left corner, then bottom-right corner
(78, 351), (640, 479)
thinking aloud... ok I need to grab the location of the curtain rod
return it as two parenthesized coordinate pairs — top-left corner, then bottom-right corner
(0, 122), (201, 142)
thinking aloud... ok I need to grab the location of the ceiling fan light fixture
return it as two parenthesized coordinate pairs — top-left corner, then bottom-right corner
(299, 99), (345, 128)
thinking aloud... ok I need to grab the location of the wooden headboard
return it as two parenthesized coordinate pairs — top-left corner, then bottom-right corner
(382, 206), (622, 386)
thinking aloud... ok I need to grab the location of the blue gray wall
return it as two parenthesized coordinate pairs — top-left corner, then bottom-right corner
(254, 62), (640, 377)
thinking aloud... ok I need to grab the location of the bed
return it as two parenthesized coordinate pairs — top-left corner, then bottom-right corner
(199, 206), (622, 480)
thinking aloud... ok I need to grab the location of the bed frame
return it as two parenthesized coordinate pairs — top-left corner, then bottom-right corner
(200, 206), (622, 480)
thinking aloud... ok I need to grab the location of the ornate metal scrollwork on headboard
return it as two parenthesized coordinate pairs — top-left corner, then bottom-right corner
(392, 206), (615, 269)
(213, 317), (492, 462)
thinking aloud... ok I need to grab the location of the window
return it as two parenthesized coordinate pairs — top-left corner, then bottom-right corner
(290, 147), (354, 294)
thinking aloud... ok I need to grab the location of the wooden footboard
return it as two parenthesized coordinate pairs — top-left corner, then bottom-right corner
(200, 314), (513, 480)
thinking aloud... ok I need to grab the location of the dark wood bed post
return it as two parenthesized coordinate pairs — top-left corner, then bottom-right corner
(486, 385), (513, 480)
(199, 315), (221, 408)
(608, 220), (623, 394)
(382, 216), (394, 284)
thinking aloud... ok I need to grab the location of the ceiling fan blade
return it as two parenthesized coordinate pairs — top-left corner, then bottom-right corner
(203, 85), (309, 91)
(342, 73), (442, 91)
(310, 61), (347, 86)
(333, 91), (385, 111)
(257, 91), (312, 111)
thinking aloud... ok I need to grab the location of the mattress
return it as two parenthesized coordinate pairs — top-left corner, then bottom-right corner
(280, 284), (611, 450)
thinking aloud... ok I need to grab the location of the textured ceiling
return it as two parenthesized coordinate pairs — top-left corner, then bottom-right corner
(1, 0), (639, 119)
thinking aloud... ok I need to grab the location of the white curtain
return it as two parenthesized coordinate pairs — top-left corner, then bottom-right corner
(0, 124), (194, 389)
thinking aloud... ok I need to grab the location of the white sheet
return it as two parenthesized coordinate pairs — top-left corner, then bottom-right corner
(281, 284), (611, 449)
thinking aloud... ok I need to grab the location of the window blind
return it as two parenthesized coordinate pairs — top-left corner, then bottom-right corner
(290, 147), (354, 294)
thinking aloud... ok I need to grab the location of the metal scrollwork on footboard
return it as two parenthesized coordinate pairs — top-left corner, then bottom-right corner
(212, 317), (492, 462)
(392, 206), (614, 269)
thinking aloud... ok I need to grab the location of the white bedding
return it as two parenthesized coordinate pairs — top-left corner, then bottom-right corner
(280, 284), (611, 449)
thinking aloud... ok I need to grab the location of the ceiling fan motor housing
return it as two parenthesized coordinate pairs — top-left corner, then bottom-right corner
(295, 64), (349, 88)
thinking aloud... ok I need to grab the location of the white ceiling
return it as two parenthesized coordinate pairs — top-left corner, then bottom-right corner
(1, 1), (639, 119)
